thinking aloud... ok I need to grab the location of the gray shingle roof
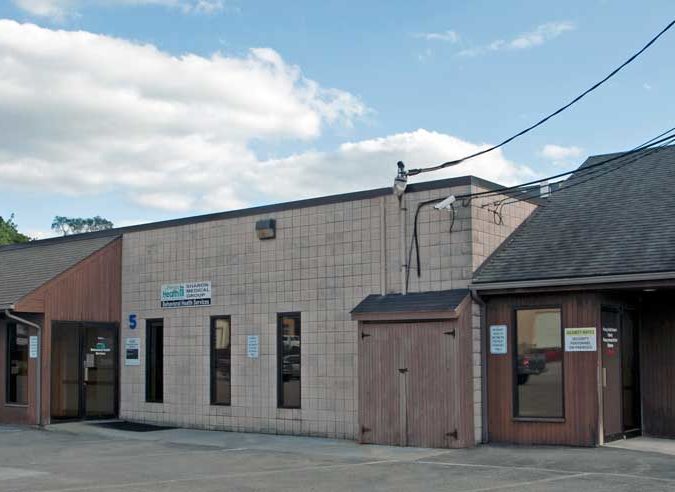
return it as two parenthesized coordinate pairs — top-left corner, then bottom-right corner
(473, 146), (675, 285)
(0, 234), (119, 309)
(351, 289), (469, 314)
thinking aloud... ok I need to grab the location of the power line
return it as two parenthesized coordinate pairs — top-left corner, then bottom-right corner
(403, 126), (675, 285)
(406, 19), (675, 177)
(478, 135), (675, 223)
(456, 128), (675, 204)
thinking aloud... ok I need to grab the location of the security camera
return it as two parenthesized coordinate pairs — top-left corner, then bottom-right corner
(434, 195), (456, 210)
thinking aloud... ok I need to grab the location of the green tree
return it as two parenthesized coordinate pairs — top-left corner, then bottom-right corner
(0, 214), (31, 245)
(51, 216), (114, 236)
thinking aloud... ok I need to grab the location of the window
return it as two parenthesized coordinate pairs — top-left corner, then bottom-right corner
(6, 324), (29, 405)
(277, 313), (301, 408)
(210, 317), (231, 405)
(514, 308), (564, 418)
(146, 319), (163, 403)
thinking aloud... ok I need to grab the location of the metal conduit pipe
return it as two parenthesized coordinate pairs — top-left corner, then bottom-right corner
(5, 309), (42, 427)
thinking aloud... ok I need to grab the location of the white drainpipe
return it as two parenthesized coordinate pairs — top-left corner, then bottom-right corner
(5, 309), (42, 427)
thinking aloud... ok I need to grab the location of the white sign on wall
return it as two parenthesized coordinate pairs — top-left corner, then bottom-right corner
(29, 336), (38, 359)
(160, 281), (211, 308)
(489, 325), (508, 354)
(125, 338), (141, 366)
(564, 327), (597, 352)
(247, 335), (259, 359)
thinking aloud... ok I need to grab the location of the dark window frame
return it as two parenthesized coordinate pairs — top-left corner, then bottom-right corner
(277, 312), (301, 409)
(6, 323), (29, 406)
(512, 305), (565, 420)
(210, 315), (232, 406)
(145, 318), (164, 403)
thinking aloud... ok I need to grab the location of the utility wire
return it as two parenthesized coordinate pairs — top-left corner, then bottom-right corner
(406, 19), (675, 177)
(403, 126), (675, 286)
(479, 135), (675, 223)
(456, 128), (675, 203)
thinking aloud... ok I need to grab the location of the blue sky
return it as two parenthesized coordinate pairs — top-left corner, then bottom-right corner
(1, 0), (674, 237)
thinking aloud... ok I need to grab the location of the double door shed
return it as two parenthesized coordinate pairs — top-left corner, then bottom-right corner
(351, 289), (475, 449)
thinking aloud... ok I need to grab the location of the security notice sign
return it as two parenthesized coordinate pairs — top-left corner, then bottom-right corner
(161, 281), (211, 308)
(564, 327), (597, 352)
(489, 325), (508, 354)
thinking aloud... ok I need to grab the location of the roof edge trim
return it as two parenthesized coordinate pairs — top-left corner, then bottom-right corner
(471, 270), (675, 291)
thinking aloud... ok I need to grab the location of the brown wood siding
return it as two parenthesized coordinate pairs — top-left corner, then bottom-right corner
(640, 298), (675, 438)
(4, 239), (122, 425)
(485, 292), (600, 446)
(358, 302), (474, 448)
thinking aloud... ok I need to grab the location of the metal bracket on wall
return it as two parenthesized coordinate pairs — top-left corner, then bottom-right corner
(361, 332), (371, 339)
(446, 429), (458, 440)
(361, 426), (371, 434)
(398, 368), (408, 374)
(444, 329), (456, 337)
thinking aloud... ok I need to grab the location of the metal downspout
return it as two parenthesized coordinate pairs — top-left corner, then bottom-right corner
(5, 309), (42, 427)
(470, 289), (488, 444)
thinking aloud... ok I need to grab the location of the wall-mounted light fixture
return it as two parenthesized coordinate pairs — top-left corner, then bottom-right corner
(255, 219), (276, 240)
(393, 161), (408, 198)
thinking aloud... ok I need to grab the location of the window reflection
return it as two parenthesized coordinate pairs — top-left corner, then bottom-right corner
(278, 314), (301, 408)
(515, 308), (563, 418)
(211, 317), (231, 405)
(7, 324), (29, 405)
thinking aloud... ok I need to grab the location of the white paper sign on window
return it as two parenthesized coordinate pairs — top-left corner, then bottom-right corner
(247, 335), (259, 359)
(489, 325), (508, 354)
(564, 327), (597, 352)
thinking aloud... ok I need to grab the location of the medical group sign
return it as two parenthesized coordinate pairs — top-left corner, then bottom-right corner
(161, 281), (212, 308)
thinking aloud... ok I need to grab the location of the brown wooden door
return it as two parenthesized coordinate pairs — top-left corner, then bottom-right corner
(358, 323), (403, 445)
(602, 307), (623, 440)
(405, 322), (457, 448)
(358, 321), (457, 448)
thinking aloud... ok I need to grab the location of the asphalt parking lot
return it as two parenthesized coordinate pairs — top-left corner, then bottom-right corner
(0, 423), (674, 491)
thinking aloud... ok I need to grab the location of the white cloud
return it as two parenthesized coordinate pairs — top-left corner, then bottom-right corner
(459, 21), (574, 56)
(540, 144), (583, 161)
(413, 30), (459, 43)
(12, 0), (227, 20)
(252, 130), (535, 204)
(0, 21), (532, 214)
(540, 144), (583, 167)
(643, 83), (652, 91)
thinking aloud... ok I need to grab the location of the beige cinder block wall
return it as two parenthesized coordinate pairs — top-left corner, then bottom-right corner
(119, 178), (535, 440)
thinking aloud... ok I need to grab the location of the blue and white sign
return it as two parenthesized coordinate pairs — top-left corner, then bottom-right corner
(489, 325), (508, 355)
(247, 335), (259, 359)
(161, 281), (212, 308)
(29, 336), (39, 359)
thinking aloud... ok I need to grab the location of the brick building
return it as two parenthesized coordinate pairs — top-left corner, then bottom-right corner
(0, 175), (534, 448)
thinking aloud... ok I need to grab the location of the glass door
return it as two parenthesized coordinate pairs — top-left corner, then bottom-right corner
(51, 322), (82, 419)
(51, 322), (118, 420)
(83, 324), (118, 419)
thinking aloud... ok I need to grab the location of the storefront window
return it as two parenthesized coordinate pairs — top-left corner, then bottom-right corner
(278, 313), (301, 408)
(7, 323), (29, 405)
(146, 319), (163, 403)
(210, 317), (231, 405)
(514, 308), (563, 418)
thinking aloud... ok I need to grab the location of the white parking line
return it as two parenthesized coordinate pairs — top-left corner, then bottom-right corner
(463, 473), (591, 492)
(19, 447), (249, 467)
(416, 460), (675, 484)
(22, 459), (397, 492)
